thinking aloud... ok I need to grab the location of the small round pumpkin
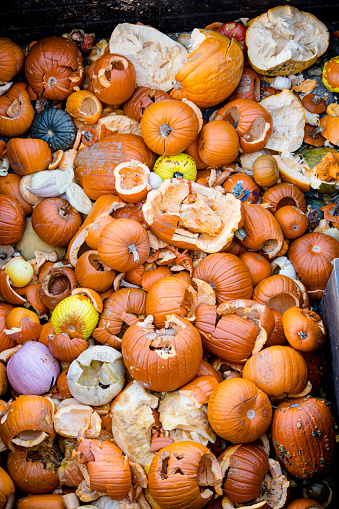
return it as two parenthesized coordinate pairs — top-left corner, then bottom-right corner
(243, 345), (308, 397)
(252, 155), (279, 187)
(239, 252), (272, 286)
(198, 120), (239, 167)
(242, 203), (284, 259)
(31, 197), (82, 247)
(302, 94), (327, 114)
(66, 89), (103, 125)
(75, 250), (116, 293)
(322, 56), (339, 93)
(274, 206), (309, 240)
(140, 100), (200, 155)
(6, 138), (52, 176)
(208, 378), (272, 443)
(153, 153), (197, 181)
(282, 307), (325, 352)
(262, 182), (306, 213)
(0, 37), (25, 82)
(31, 108), (77, 152)
(0, 195), (26, 245)
(85, 216), (115, 250)
(98, 218), (150, 272)
(223, 173), (260, 203)
(87, 54), (136, 105)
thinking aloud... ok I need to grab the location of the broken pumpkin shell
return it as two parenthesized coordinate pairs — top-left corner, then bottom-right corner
(178, 376), (219, 408)
(66, 90), (103, 125)
(114, 160), (151, 203)
(16, 218), (66, 261)
(242, 203), (284, 259)
(27, 166), (74, 198)
(253, 274), (305, 315)
(67, 345), (125, 406)
(271, 256), (297, 279)
(53, 405), (101, 438)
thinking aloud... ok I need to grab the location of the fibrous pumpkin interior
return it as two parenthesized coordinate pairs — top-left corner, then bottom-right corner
(246, 5), (329, 76)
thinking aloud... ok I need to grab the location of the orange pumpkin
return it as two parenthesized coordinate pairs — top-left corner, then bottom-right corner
(239, 252), (272, 286)
(171, 29), (244, 109)
(75, 250), (115, 293)
(282, 307), (325, 352)
(262, 182), (306, 213)
(198, 120), (239, 167)
(193, 253), (253, 304)
(5, 307), (41, 344)
(0, 174), (32, 215)
(184, 133), (208, 169)
(208, 378), (272, 443)
(122, 314), (203, 392)
(271, 396), (334, 478)
(0, 466), (15, 509)
(47, 332), (87, 362)
(114, 160), (151, 203)
(0, 84), (34, 137)
(6, 138), (51, 176)
(140, 100), (200, 155)
(123, 86), (173, 122)
(288, 232), (339, 299)
(242, 203), (284, 259)
(66, 89), (103, 125)
(228, 65), (261, 102)
(32, 197), (82, 247)
(286, 499), (324, 509)
(274, 206), (309, 240)
(87, 54), (136, 105)
(0, 37), (25, 82)
(215, 99), (272, 153)
(253, 275), (305, 314)
(0, 302), (15, 353)
(243, 345), (308, 397)
(265, 309), (287, 348)
(85, 216), (115, 249)
(125, 263), (171, 292)
(98, 218), (150, 272)
(25, 36), (84, 101)
(223, 173), (260, 204)
(17, 494), (65, 509)
(0, 195), (26, 245)
(252, 155), (279, 187)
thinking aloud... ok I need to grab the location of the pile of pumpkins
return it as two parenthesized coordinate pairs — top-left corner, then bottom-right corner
(0, 4), (339, 509)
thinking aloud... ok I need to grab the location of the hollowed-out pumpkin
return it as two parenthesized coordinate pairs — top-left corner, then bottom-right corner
(242, 203), (284, 259)
(123, 86), (173, 122)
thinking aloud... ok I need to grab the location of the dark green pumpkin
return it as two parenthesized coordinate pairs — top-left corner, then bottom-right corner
(31, 108), (76, 152)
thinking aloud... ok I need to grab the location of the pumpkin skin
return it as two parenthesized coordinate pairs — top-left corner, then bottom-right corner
(274, 206), (308, 240)
(25, 36), (84, 101)
(198, 120), (239, 167)
(172, 29), (244, 109)
(0, 85), (34, 137)
(286, 499), (323, 509)
(271, 396), (334, 478)
(98, 218), (150, 272)
(0, 37), (25, 82)
(31, 108), (76, 152)
(242, 203), (284, 259)
(215, 99), (273, 153)
(66, 89), (103, 125)
(282, 307), (325, 352)
(16, 494), (65, 509)
(262, 182), (306, 213)
(253, 275), (304, 315)
(0, 302), (15, 354)
(154, 153), (197, 181)
(148, 441), (222, 509)
(6, 138), (51, 176)
(146, 277), (197, 328)
(0, 174), (32, 215)
(252, 155), (279, 187)
(223, 444), (269, 503)
(0, 466), (15, 509)
(239, 252), (272, 286)
(122, 314), (203, 392)
(288, 232), (339, 300)
(185, 133), (208, 169)
(193, 253), (253, 305)
(243, 345), (308, 397)
(322, 55), (339, 93)
(123, 86), (173, 122)
(228, 65), (261, 102)
(223, 173), (260, 204)
(208, 378), (272, 443)
(140, 100), (200, 156)
(87, 53), (136, 105)
(74, 133), (155, 191)
(0, 195), (26, 245)
(265, 309), (287, 348)
(74, 250), (116, 293)
(32, 198), (82, 247)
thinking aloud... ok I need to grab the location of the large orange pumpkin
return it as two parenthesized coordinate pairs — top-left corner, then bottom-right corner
(140, 100), (200, 155)
(271, 396), (334, 478)
(208, 378), (272, 443)
(198, 120), (239, 167)
(6, 138), (52, 176)
(171, 29), (244, 109)
(0, 37), (25, 82)
(25, 36), (84, 101)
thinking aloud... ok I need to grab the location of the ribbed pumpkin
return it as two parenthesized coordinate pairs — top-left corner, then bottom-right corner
(271, 396), (334, 478)
(282, 307), (325, 352)
(265, 309), (287, 348)
(0, 195), (26, 245)
(146, 277), (197, 328)
(122, 314), (202, 392)
(148, 441), (222, 509)
(243, 345), (308, 397)
(193, 253), (253, 304)
(0, 302), (15, 353)
(0, 466), (15, 509)
(322, 55), (339, 93)
(239, 252), (272, 286)
(140, 100), (200, 155)
(51, 294), (99, 340)
(31, 108), (76, 152)
(98, 218), (150, 272)
(171, 29), (244, 109)
(66, 89), (102, 125)
(123, 86), (173, 122)
(262, 182), (307, 213)
(274, 206), (308, 240)
(25, 36), (84, 101)
(0, 85), (34, 137)
(288, 232), (339, 299)
(6, 138), (51, 176)
(198, 120), (239, 167)
(74, 250), (115, 293)
(208, 378), (272, 443)
(223, 444), (269, 503)
(252, 155), (279, 187)
(286, 499), (324, 509)
(0, 37), (25, 82)
(253, 275), (305, 315)
(242, 203), (284, 259)
(223, 173), (260, 204)
(0, 174), (32, 215)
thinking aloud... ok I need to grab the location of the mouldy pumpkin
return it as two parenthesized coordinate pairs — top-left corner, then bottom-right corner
(271, 396), (335, 478)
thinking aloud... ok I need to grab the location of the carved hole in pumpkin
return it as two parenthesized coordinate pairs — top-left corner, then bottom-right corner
(48, 274), (70, 296)
(243, 117), (268, 144)
(197, 454), (219, 486)
(25, 441), (63, 471)
(171, 467), (185, 475)
(81, 96), (98, 116)
(267, 293), (298, 315)
(276, 197), (297, 210)
(6, 98), (23, 119)
(110, 57), (128, 71)
(88, 253), (107, 272)
(157, 451), (170, 479)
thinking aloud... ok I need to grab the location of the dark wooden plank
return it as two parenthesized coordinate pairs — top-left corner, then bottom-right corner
(321, 258), (339, 420)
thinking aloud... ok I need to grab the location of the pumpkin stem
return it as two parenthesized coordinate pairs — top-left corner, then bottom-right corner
(309, 126), (324, 139)
(128, 244), (140, 263)
(159, 123), (172, 139)
(173, 171), (184, 178)
(298, 331), (307, 339)
(312, 95), (322, 105)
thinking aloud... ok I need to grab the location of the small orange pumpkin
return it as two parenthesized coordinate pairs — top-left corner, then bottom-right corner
(252, 155), (279, 187)
(0, 195), (26, 245)
(282, 307), (325, 352)
(6, 138), (52, 176)
(198, 120), (239, 167)
(66, 89), (102, 125)
(239, 252), (272, 286)
(274, 206), (309, 240)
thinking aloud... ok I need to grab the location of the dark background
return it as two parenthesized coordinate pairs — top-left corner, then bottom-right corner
(0, 0), (337, 44)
